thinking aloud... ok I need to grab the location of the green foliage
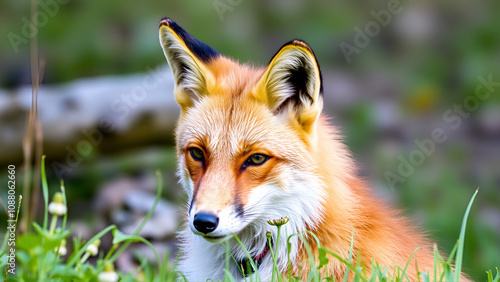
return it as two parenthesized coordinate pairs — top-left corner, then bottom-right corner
(0, 157), (176, 282)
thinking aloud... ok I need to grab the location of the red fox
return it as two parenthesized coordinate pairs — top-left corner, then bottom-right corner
(158, 18), (462, 281)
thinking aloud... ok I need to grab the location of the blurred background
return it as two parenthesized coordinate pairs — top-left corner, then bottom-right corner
(1, 0), (499, 280)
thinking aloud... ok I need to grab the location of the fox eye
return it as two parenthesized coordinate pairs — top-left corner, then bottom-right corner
(245, 154), (269, 166)
(189, 148), (204, 161)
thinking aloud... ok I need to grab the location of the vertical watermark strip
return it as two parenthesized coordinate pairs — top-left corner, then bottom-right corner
(6, 166), (16, 221)
(5, 165), (21, 277)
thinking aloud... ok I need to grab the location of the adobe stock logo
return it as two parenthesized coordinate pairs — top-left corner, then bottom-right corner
(213, 0), (243, 21)
(385, 74), (499, 190)
(339, 0), (408, 64)
(7, 0), (70, 53)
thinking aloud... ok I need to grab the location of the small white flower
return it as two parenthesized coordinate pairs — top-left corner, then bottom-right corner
(55, 239), (67, 256)
(267, 216), (290, 226)
(86, 244), (98, 256)
(48, 202), (67, 216)
(48, 193), (67, 216)
(86, 239), (100, 256)
(99, 262), (119, 282)
(98, 271), (119, 282)
(56, 245), (67, 256)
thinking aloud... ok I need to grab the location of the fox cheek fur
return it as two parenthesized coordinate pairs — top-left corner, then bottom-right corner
(159, 17), (465, 282)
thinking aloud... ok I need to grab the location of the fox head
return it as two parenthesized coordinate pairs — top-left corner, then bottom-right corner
(159, 18), (326, 258)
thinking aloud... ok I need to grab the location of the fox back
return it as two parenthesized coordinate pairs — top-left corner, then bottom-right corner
(158, 18), (457, 281)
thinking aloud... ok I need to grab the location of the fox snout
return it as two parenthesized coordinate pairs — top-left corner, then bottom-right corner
(185, 162), (246, 239)
(188, 204), (245, 242)
(192, 212), (219, 234)
(188, 185), (245, 240)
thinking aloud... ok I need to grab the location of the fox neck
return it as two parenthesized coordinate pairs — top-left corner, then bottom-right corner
(179, 207), (320, 280)
(296, 117), (436, 281)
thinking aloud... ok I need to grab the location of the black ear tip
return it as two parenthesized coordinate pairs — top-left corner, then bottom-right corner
(159, 17), (175, 28)
(290, 39), (307, 45)
(280, 39), (324, 96)
(289, 39), (313, 53)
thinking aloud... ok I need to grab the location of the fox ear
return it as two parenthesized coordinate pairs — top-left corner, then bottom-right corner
(159, 18), (219, 110)
(254, 40), (323, 133)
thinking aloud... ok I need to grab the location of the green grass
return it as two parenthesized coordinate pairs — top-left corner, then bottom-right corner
(1, 157), (177, 282)
(1, 158), (498, 282)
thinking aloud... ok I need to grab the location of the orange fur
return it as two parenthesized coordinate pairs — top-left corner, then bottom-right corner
(158, 18), (468, 281)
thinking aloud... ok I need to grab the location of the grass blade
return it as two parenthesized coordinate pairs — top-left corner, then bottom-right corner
(454, 188), (479, 281)
(343, 230), (354, 282)
(41, 155), (49, 230)
(402, 247), (421, 281)
(486, 268), (499, 282)
(446, 240), (458, 265)
(108, 170), (163, 263)
(66, 224), (117, 268)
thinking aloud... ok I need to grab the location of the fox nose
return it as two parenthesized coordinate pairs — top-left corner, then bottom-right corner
(193, 212), (219, 234)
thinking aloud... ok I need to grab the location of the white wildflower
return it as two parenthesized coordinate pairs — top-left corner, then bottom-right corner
(98, 263), (119, 282)
(55, 239), (67, 256)
(48, 202), (67, 216)
(98, 271), (119, 282)
(48, 192), (67, 216)
(86, 239), (100, 256)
